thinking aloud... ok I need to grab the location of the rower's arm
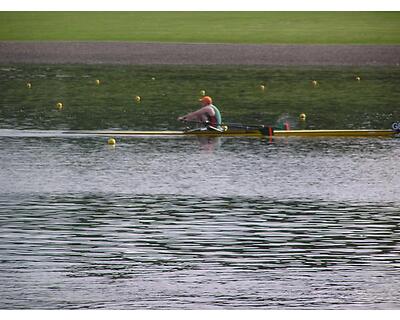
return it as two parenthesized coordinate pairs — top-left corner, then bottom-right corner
(179, 106), (215, 122)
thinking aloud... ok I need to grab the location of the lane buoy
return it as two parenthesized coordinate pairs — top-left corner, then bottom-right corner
(200, 90), (206, 96)
(134, 96), (141, 103)
(27, 82), (32, 89)
(95, 79), (101, 85)
(259, 84), (265, 91)
(355, 76), (361, 81)
(108, 138), (116, 145)
(299, 113), (306, 121)
(311, 80), (318, 87)
(56, 102), (63, 110)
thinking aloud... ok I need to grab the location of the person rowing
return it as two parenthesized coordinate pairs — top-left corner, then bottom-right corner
(178, 96), (223, 131)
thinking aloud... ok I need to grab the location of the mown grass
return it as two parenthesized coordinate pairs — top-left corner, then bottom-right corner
(1, 12), (399, 44)
(1, 65), (399, 130)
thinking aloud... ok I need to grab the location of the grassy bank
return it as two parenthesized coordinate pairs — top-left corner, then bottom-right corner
(1, 12), (399, 44)
(1, 65), (399, 130)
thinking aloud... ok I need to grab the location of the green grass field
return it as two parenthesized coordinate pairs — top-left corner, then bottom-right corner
(1, 12), (399, 44)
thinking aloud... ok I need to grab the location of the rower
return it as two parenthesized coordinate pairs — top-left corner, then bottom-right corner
(177, 96), (223, 131)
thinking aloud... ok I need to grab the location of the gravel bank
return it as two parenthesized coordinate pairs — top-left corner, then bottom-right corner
(0, 42), (399, 66)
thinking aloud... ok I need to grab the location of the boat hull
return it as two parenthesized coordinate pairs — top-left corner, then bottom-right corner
(66, 129), (397, 137)
(274, 129), (396, 137)
(67, 129), (263, 137)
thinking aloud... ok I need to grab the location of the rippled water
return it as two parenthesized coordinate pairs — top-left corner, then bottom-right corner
(0, 132), (399, 309)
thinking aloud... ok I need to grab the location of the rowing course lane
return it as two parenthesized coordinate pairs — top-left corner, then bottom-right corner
(1, 42), (400, 65)
(0, 134), (399, 309)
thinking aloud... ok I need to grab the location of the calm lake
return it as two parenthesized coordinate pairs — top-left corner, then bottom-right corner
(0, 65), (399, 309)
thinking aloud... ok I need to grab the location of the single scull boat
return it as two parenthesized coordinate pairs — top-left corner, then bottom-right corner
(66, 125), (399, 138)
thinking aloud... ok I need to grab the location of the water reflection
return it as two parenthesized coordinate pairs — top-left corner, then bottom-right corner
(1, 132), (398, 202)
(197, 137), (222, 152)
(0, 194), (399, 309)
(0, 131), (399, 308)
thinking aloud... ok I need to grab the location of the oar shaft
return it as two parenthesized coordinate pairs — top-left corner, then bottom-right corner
(180, 119), (270, 129)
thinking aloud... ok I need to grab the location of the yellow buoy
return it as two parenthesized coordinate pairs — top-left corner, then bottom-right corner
(134, 95), (141, 103)
(56, 102), (63, 110)
(95, 79), (101, 85)
(200, 90), (206, 96)
(299, 113), (307, 121)
(311, 80), (318, 87)
(108, 138), (116, 145)
(222, 125), (228, 131)
(151, 77), (156, 81)
(355, 76), (361, 81)
(259, 84), (265, 91)
(26, 82), (32, 89)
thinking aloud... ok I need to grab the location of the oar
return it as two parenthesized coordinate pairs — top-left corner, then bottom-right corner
(178, 119), (272, 129)
(222, 122), (271, 129)
(178, 119), (275, 135)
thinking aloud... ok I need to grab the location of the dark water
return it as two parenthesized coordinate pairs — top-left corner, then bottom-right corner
(1, 64), (399, 131)
(0, 133), (399, 309)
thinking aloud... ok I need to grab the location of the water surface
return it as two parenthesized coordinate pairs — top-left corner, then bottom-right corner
(0, 64), (399, 309)
(0, 133), (399, 309)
